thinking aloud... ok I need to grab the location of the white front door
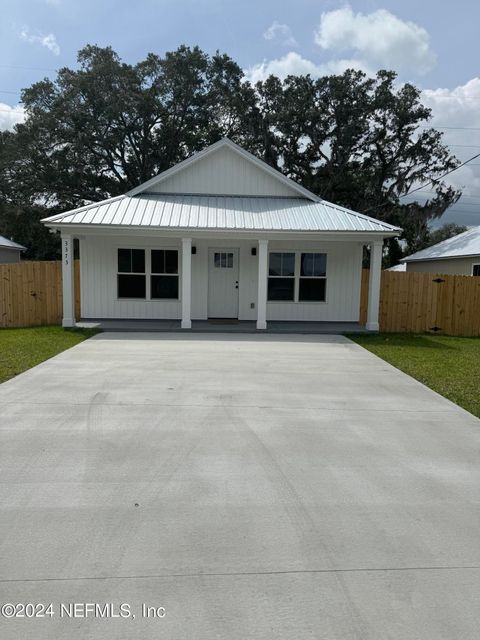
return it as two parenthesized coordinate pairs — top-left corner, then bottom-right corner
(208, 248), (239, 318)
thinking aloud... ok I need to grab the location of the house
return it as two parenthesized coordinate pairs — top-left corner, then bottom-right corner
(41, 138), (400, 331)
(387, 263), (406, 272)
(0, 235), (26, 263)
(401, 226), (480, 276)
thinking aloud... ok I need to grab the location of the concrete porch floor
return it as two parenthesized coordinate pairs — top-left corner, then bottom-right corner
(75, 319), (368, 334)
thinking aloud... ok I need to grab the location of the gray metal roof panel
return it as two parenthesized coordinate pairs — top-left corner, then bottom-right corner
(402, 226), (480, 262)
(42, 194), (401, 234)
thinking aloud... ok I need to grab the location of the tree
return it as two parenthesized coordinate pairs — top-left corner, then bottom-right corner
(253, 70), (461, 264)
(0, 46), (461, 261)
(425, 223), (468, 248)
(4, 45), (259, 210)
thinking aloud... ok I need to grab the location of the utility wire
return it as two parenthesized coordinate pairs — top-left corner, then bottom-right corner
(363, 151), (480, 213)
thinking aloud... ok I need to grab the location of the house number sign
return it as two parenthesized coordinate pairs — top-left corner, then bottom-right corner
(64, 239), (70, 266)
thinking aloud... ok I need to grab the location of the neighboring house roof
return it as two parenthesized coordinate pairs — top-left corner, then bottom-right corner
(402, 226), (480, 262)
(42, 194), (400, 234)
(42, 138), (401, 236)
(387, 263), (407, 271)
(0, 235), (26, 251)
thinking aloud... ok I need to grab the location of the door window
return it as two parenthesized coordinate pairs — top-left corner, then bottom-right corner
(214, 252), (234, 268)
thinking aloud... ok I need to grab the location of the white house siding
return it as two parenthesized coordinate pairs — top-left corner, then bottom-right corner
(80, 235), (363, 322)
(149, 146), (297, 198)
(266, 240), (363, 322)
(0, 248), (22, 263)
(80, 235), (182, 319)
(405, 257), (480, 276)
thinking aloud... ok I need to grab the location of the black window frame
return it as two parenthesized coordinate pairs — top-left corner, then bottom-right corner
(267, 252), (295, 301)
(299, 253), (327, 302)
(117, 248), (146, 299)
(150, 249), (179, 300)
(267, 251), (328, 303)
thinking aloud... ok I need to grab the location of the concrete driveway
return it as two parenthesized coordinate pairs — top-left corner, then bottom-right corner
(1, 333), (479, 639)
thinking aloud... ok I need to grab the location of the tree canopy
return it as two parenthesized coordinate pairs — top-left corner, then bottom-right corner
(0, 45), (461, 262)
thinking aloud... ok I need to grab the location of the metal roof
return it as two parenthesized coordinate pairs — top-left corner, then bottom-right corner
(42, 194), (400, 234)
(0, 235), (26, 250)
(402, 226), (480, 262)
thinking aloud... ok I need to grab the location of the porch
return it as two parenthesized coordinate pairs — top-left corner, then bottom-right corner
(75, 319), (368, 334)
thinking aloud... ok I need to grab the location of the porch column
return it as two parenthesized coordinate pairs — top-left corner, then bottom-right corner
(257, 239), (268, 330)
(366, 240), (383, 332)
(61, 233), (75, 328)
(181, 237), (192, 329)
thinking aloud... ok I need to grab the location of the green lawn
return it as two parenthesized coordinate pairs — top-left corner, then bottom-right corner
(0, 326), (98, 384)
(348, 333), (480, 418)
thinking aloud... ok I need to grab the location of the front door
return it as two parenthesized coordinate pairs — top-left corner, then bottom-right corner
(208, 248), (239, 318)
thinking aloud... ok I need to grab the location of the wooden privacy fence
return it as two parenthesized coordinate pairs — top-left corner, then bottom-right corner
(360, 269), (480, 336)
(0, 260), (80, 328)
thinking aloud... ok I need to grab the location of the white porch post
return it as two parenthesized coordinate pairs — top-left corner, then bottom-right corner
(181, 237), (192, 329)
(366, 240), (383, 332)
(61, 233), (75, 328)
(257, 239), (268, 330)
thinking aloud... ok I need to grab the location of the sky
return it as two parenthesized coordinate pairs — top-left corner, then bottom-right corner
(1, 0), (479, 227)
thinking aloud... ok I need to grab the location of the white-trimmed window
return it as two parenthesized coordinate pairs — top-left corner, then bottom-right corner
(151, 249), (179, 299)
(268, 252), (295, 301)
(299, 253), (327, 301)
(472, 264), (480, 276)
(267, 251), (327, 302)
(117, 248), (179, 300)
(117, 248), (146, 298)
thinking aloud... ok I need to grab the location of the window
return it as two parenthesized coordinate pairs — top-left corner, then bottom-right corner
(151, 249), (179, 299)
(473, 264), (480, 276)
(117, 249), (146, 298)
(267, 251), (327, 303)
(214, 252), (234, 268)
(268, 252), (295, 301)
(299, 253), (327, 301)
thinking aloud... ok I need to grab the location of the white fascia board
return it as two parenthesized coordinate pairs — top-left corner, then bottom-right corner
(403, 253), (480, 263)
(126, 138), (321, 202)
(43, 222), (398, 242)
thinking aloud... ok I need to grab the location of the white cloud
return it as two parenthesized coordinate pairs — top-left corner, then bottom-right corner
(0, 103), (25, 131)
(20, 26), (60, 56)
(245, 51), (372, 84)
(263, 21), (297, 47)
(421, 78), (480, 209)
(314, 7), (436, 74)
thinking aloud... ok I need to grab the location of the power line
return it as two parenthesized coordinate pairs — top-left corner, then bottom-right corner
(402, 152), (480, 197)
(419, 125), (480, 131)
(363, 151), (480, 213)
(0, 64), (57, 72)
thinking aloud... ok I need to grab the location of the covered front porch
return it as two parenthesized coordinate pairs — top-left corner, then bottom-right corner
(74, 318), (368, 333)
(60, 233), (384, 332)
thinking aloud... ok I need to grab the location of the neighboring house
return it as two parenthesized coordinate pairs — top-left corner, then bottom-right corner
(42, 138), (400, 330)
(387, 263), (406, 272)
(401, 226), (480, 276)
(0, 236), (26, 263)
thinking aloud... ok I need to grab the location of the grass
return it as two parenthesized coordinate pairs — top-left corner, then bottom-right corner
(0, 326), (98, 384)
(348, 333), (480, 418)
